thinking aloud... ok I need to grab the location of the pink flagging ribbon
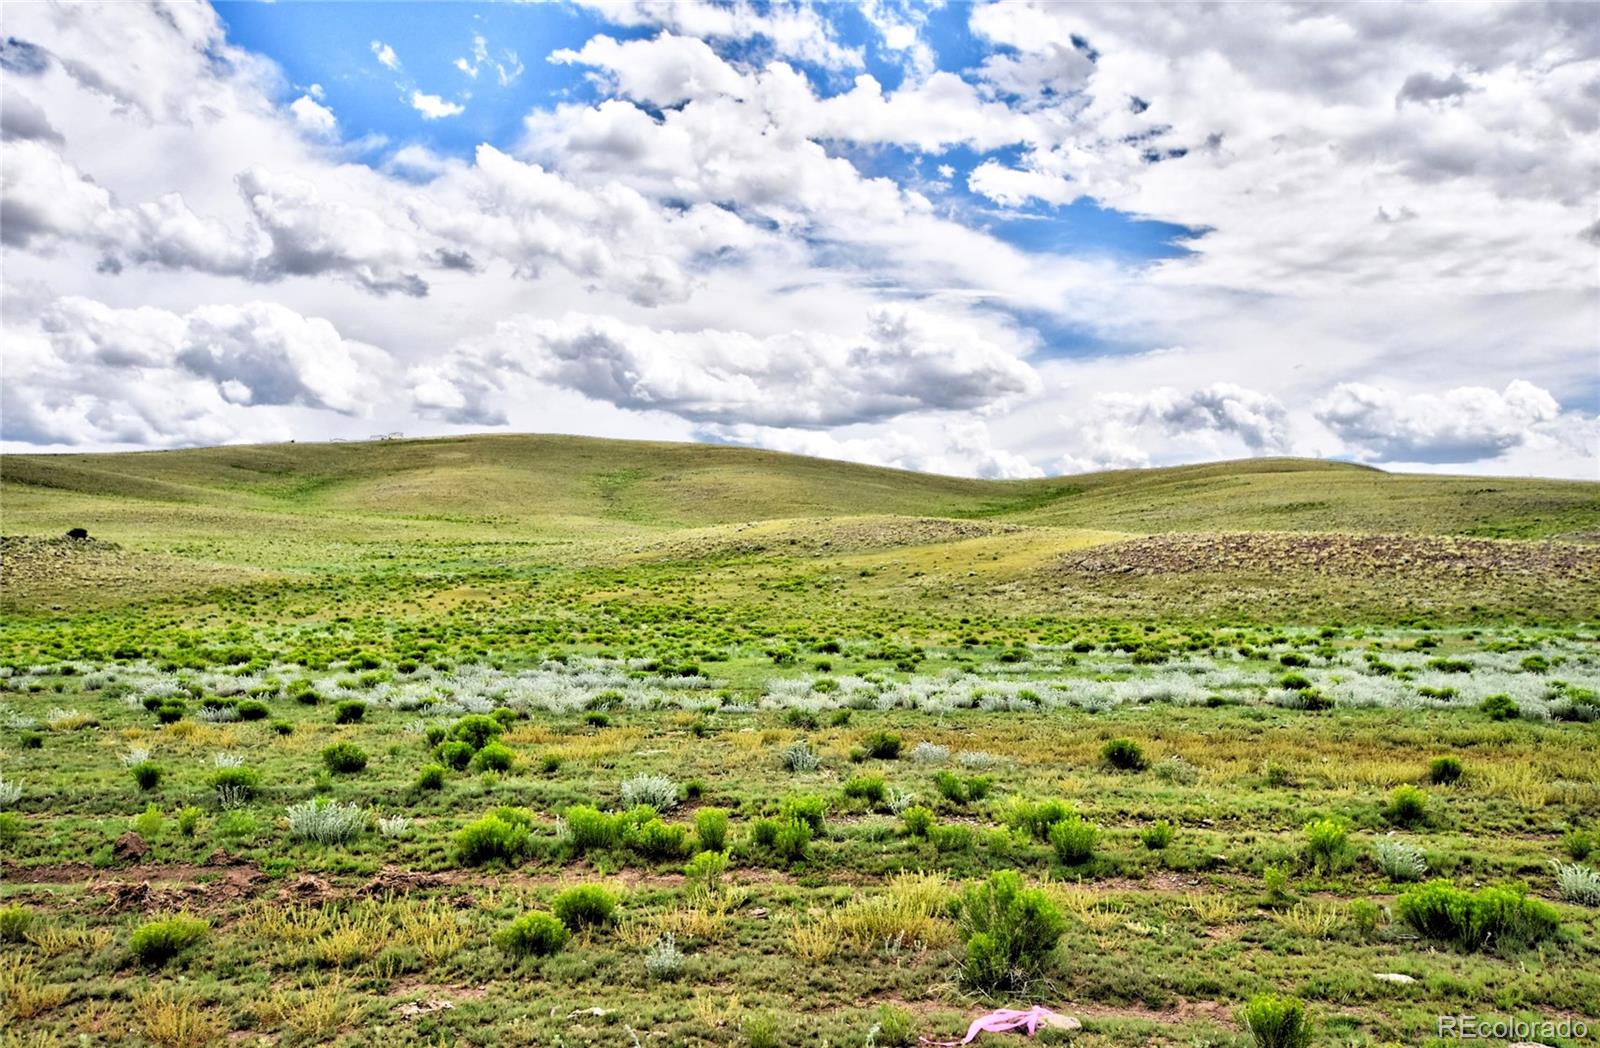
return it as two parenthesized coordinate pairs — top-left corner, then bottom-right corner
(919, 1006), (1071, 1046)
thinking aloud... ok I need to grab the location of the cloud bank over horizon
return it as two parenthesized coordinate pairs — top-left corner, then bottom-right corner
(1, 1), (1595, 479)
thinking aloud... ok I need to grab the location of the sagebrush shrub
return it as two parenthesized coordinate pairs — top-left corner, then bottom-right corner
(552, 884), (617, 930)
(621, 773), (679, 811)
(130, 915), (208, 966)
(1240, 993), (1312, 1048)
(957, 870), (1065, 991)
(286, 797), (367, 843)
(644, 933), (685, 980)
(1550, 861), (1600, 906)
(494, 912), (568, 956)
(1372, 838), (1427, 882)
(780, 740), (820, 773)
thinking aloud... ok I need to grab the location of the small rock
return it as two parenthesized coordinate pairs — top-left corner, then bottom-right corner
(1373, 973), (1416, 985)
(112, 831), (149, 863)
(396, 999), (454, 1019)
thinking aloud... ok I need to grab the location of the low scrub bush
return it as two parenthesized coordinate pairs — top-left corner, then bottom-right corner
(621, 773), (679, 811)
(843, 775), (886, 805)
(552, 884), (617, 930)
(434, 740), (473, 770)
(456, 807), (535, 866)
(1003, 797), (1073, 841)
(321, 742), (368, 774)
(332, 700), (366, 725)
(286, 797), (367, 843)
(565, 805), (621, 854)
(1372, 837), (1427, 881)
(471, 741), (514, 772)
(772, 815), (812, 862)
(862, 730), (903, 760)
(1049, 815), (1099, 865)
(1101, 738), (1147, 771)
(1240, 993), (1312, 1048)
(1141, 820), (1175, 850)
(781, 794), (827, 833)
(1384, 785), (1428, 826)
(495, 912), (568, 957)
(130, 915), (208, 966)
(1396, 880), (1560, 951)
(0, 903), (35, 942)
(957, 870), (1065, 991)
(644, 933), (685, 981)
(207, 766), (260, 800)
(694, 807), (729, 852)
(901, 805), (935, 837)
(625, 816), (690, 860)
(1480, 693), (1520, 720)
(1303, 817), (1352, 873)
(414, 763), (446, 791)
(451, 714), (503, 750)
(1427, 756), (1464, 785)
(779, 740), (820, 772)
(236, 699), (270, 721)
(130, 761), (163, 790)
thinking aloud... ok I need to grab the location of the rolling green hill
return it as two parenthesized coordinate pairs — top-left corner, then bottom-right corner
(4, 433), (1596, 540)
(2, 435), (1596, 633)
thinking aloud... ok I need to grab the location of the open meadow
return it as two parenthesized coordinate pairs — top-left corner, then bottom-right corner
(2, 436), (1598, 1048)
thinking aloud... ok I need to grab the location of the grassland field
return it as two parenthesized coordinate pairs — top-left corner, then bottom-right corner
(0, 435), (1597, 1048)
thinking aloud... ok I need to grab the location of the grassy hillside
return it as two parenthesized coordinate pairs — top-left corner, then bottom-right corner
(2, 435), (1596, 651)
(4, 434), (1597, 541)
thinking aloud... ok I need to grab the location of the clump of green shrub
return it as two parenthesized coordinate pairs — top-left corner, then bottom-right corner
(843, 775), (887, 805)
(1303, 817), (1352, 873)
(1396, 880), (1560, 952)
(565, 805), (621, 854)
(1003, 797), (1073, 840)
(862, 730), (903, 760)
(321, 742), (368, 774)
(415, 763), (446, 790)
(333, 700), (366, 724)
(780, 794), (826, 834)
(1240, 993), (1312, 1048)
(1141, 820), (1175, 850)
(694, 807), (729, 852)
(1049, 815), (1099, 865)
(456, 806), (535, 865)
(625, 816), (690, 860)
(472, 741), (515, 772)
(452, 714), (503, 750)
(1480, 693), (1519, 720)
(1427, 756), (1463, 785)
(494, 912), (569, 957)
(1384, 785), (1428, 826)
(900, 805), (935, 838)
(236, 699), (270, 721)
(771, 815), (812, 862)
(957, 870), (1065, 991)
(434, 740), (473, 770)
(129, 915), (208, 966)
(207, 766), (260, 800)
(130, 761), (163, 790)
(0, 904), (35, 942)
(552, 884), (617, 931)
(1101, 738), (1147, 771)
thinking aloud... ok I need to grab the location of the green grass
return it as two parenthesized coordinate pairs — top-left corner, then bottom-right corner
(0, 435), (1597, 1045)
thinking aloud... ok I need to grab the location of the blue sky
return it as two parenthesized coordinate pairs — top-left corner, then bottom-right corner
(215, 1), (1196, 266)
(3, 1), (1594, 477)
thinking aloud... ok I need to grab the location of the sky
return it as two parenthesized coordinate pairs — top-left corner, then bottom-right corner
(2, 1), (1596, 480)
